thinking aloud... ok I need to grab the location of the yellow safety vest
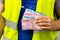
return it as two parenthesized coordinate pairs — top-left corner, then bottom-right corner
(2, 0), (58, 40)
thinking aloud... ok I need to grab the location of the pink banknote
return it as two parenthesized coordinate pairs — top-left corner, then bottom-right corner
(22, 8), (45, 30)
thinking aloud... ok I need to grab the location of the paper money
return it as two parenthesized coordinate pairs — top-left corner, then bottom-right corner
(22, 8), (45, 30)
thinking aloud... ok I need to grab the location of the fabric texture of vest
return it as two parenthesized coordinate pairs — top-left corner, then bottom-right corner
(1, 0), (58, 40)
(32, 0), (58, 40)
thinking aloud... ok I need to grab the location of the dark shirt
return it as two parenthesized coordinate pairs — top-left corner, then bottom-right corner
(18, 0), (37, 40)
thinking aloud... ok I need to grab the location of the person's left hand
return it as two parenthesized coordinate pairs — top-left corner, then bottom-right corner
(35, 16), (56, 31)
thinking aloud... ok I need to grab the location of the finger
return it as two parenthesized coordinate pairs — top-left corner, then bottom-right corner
(40, 27), (52, 30)
(35, 16), (51, 20)
(35, 19), (52, 23)
(36, 23), (51, 26)
(35, 16), (44, 20)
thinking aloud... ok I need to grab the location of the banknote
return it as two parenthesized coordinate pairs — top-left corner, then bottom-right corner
(22, 8), (45, 30)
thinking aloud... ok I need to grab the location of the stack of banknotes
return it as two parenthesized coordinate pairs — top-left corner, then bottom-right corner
(22, 8), (45, 30)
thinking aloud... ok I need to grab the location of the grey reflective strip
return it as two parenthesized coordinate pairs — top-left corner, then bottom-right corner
(34, 30), (45, 33)
(1, 34), (10, 40)
(57, 31), (60, 40)
(3, 37), (10, 40)
(6, 20), (17, 30)
(34, 30), (40, 33)
(0, 0), (3, 2)
(4, 37), (10, 40)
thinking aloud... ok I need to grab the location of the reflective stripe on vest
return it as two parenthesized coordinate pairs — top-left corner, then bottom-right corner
(2, 0), (58, 40)
(4, 37), (9, 40)
(6, 20), (17, 30)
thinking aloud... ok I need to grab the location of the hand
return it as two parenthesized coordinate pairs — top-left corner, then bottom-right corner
(35, 16), (57, 31)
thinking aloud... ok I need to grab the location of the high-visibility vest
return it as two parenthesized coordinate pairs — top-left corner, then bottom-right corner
(1, 0), (57, 40)
(32, 0), (58, 40)
(1, 0), (21, 40)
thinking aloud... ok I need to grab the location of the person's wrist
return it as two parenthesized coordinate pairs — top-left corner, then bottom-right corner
(51, 21), (60, 31)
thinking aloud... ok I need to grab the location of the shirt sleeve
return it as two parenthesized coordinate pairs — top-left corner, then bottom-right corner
(55, 0), (60, 9)
(0, 0), (3, 2)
